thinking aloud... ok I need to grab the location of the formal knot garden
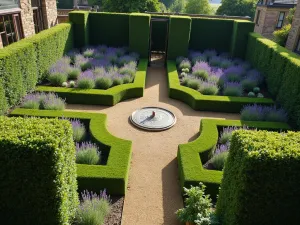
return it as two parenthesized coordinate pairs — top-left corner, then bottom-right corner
(1, 10), (300, 225)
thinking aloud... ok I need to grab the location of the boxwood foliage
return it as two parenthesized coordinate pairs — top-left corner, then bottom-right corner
(216, 130), (300, 225)
(177, 119), (291, 200)
(0, 116), (78, 225)
(10, 108), (132, 195)
(167, 16), (191, 60)
(0, 23), (73, 115)
(69, 11), (89, 48)
(246, 33), (300, 128)
(189, 18), (233, 53)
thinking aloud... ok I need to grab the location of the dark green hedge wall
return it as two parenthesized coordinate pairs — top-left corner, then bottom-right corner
(167, 16), (191, 59)
(0, 23), (73, 115)
(0, 117), (78, 225)
(189, 18), (233, 52)
(69, 11), (89, 48)
(89, 12), (129, 47)
(217, 130), (300, 225)
(151, 15), (169, 52)
(129, 13), (150, 58)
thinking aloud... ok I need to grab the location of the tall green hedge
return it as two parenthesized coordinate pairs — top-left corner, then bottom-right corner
(189, 18), (233, 53)
(0, 117), (78, 224)
(0, 79), (7, 114)
(217, 130), (300, 225)
(167, 16), (191, 59)
(89, 12), (129, 46)
(129, 13), (150, 58)
(230, 20), (254, 58)
(69, 11), (89, 48)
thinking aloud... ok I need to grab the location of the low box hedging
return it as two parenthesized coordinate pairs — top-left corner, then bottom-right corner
(245, 33), (300, 128)
(10, 108), (132, 195)
(0, 23), (73, 115)
(167, 61), (274, 112)
(36, 59), (147, 105)
(0, 116), (78, 224)
(216, 130), (300, 225)
(177, 119), (291, 200)
(167, 16), (191, 60)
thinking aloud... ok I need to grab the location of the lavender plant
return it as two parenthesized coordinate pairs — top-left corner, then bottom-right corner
(210, 152), (229, 171)
(77, 71), (95, 89)
(187, 78), (201, 90)
(192, 61), (211, 73)
(67, 49), (80, 63)
(39, 93), (66, 110)
(220, 59), (233, 69)
(118, 55), (135, 66)
(181, 77), (190, 86)
(119, 66), (136, 77)
(209, 56), (223, 67)
(199, 81), (219, 95)
(241, 104), (266, 121)
(178, 59), (192, 70)
(192, 70), (209, 80)
(112, 75), (124, 86)
(264, 106), (288, 122)
(75, 190), (111, 225)
(223, 66), (245, 82)
(97, 45), (107, 54)
(93, 67), (107, 77)
(70, 119), (86, 142)
(203, 49), (217, 59)
(83, 48), (96, 58)
(95, 76), (113, 90)
(68, 67), (81, 80)
(21, 93), (43, 109)
(76, 142), (100, 165)
(241, 76), (259, 92)
(219, 127), (238, 144)
(122, 75), (132, 84)
(48, 73), (68, 86)
(223, 82), (243, 97)
(90, 59), (111, 69)
(75, 54), (92, 71)
(115, 47), (126, 57)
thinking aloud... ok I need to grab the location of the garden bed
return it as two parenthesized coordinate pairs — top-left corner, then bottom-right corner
(167, 50), (274, 113)
(177, 118), (291, 200)
(36, 45), (148, 106)
(10, 108), (132, 195)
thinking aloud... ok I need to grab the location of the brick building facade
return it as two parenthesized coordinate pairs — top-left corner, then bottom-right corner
(0, 0), (58, 48)
(254, 0), (297, 39)
(286, 2), (300, 52)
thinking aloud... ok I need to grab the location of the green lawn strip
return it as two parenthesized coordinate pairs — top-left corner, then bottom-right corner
(167, 60), (274, 112)
(36, 59), (148, 106)
(178, 118), (291, 200)
(10, 108), (132, 195)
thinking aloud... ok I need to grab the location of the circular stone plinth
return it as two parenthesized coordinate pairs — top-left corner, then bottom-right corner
(130, 107), (176, 131)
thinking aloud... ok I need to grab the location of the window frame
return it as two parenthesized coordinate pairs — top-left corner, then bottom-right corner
(276, 12), (285, 29)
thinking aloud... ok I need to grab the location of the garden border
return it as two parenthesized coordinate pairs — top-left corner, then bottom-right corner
(36, 59), (148, 106)
(177, 118), (291, 200)
(167, 60), (274, 113)
(10, 108), (132, 195)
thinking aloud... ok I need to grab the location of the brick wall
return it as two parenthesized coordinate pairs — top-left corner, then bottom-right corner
(42, 0), (58, 28)
(19, 0), (35, 37)
(286, 3), (300, 50)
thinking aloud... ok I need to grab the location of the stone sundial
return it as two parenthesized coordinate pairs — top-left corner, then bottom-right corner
(130, 107), (176, 131)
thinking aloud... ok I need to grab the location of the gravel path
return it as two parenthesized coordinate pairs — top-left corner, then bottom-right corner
(66, 67), (240, 225)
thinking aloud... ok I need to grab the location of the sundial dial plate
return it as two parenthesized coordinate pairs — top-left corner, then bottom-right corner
(130, 107), (176, 131)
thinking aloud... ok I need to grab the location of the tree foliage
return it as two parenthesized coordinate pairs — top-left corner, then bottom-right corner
(169, 0), (185, 13)
(287, 7), (296, 24)
(102, 0), (160, 12)
(185, 0), (212, 14)
(216, 0), (256, 18)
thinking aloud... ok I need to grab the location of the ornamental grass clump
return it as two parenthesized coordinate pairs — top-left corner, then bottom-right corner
(223, 82), (243, 96)
(95, 76), (113, 90)
(199, 81), (219, 95)
(75, 190), (111, 225)
(68, 67), (81, 80)
(40, 93), (66, 110)
(70, 119), (86, 142)
(176, 183), (218, 225)
(241, 104), (265, 121)
(179, 59), (192, 70)
(77, 71), (95, 89)
(76, 142), (100, 165)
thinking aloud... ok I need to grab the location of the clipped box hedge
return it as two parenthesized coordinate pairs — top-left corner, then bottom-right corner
(10, 108), (132, 195)
(177, 119), (291, 200)
(36, 59), (148, 106)
(0, 116), (78, 224)
(246, 33), (300, 128)
(216, 130), (300, 225)
(167, 61), (274, 112)
(0, 23), (73, 115)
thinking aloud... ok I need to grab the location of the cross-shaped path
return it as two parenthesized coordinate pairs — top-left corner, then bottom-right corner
(66, 67), (240, 225)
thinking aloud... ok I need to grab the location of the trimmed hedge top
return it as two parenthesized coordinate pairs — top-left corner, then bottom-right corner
(0, 116), (78, 224)
(217, 130), (300, 225)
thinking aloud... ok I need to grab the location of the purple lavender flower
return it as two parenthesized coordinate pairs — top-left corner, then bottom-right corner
(83, 48), (96, 58)
(118, 55), (135, 67)
(203, 49), (217, 59)
(209, 56), (223, 67)
(70, 119), (86, 142)
(40, 93), (66, 110)
(246, 69), (264, 85)
(264, 105), (288, 123)
(199, 81), (219, 95)
(192, 61), (211, 73)
(97, 45), (107, 53)
(77, 70), (95, 89)
(223, 82), (243, 96)
(223, 66), (245, 81)
(90, 58), (111, 68)
(76, 142), (100, 165)
(214, 143), (230, 155)
(22, 93), (44, 109)
(241, 104), (266, 121)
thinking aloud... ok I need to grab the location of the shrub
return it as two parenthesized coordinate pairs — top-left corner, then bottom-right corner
(210, 152), (228, 171)
(187, 79), (201, 90)
(122, 75), (132, 84)
(264, 106), (288, 123)
(220, 59), (233, 69)
(77, 71), (95, 89)
(95, 76), (113, 90)
(68, 67), (81, 80)
(216, 130), (300, 225)
(70, 119), (86, 142)
(75, 190), (111, 225)
(0, 117), (78, 224)
(179, 59), (192, 70)
(83, 48), (96, 58)
(223, 82), (243, 97)
(209, 56), (223, 67)
(176, 183), (216, 224)
(241, 104), (265, 121)
(273, 24), (291, 46)
(199, 81), (219, 95)
(70, 81), (76, 88)
(112, 75), (124, 86)
(22, 93), (42, 109)
(241, 77), (258, 92)
(253, 87), (260, 93)
(40, 93), (66, 110)
(203, 49), (217, 59)
(76, 142), (100, 165)
(257, 93), (264, 98)
(248, 91), (255, 97)
(193, 70), (209, 80)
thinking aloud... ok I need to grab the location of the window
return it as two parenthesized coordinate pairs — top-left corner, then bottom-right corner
(0, 14), (23, 47)
(295, 36), (300, 54)
(276, 12), (285, 28)
(256, 10), (261, 25)
(31, 0), (44, 33)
